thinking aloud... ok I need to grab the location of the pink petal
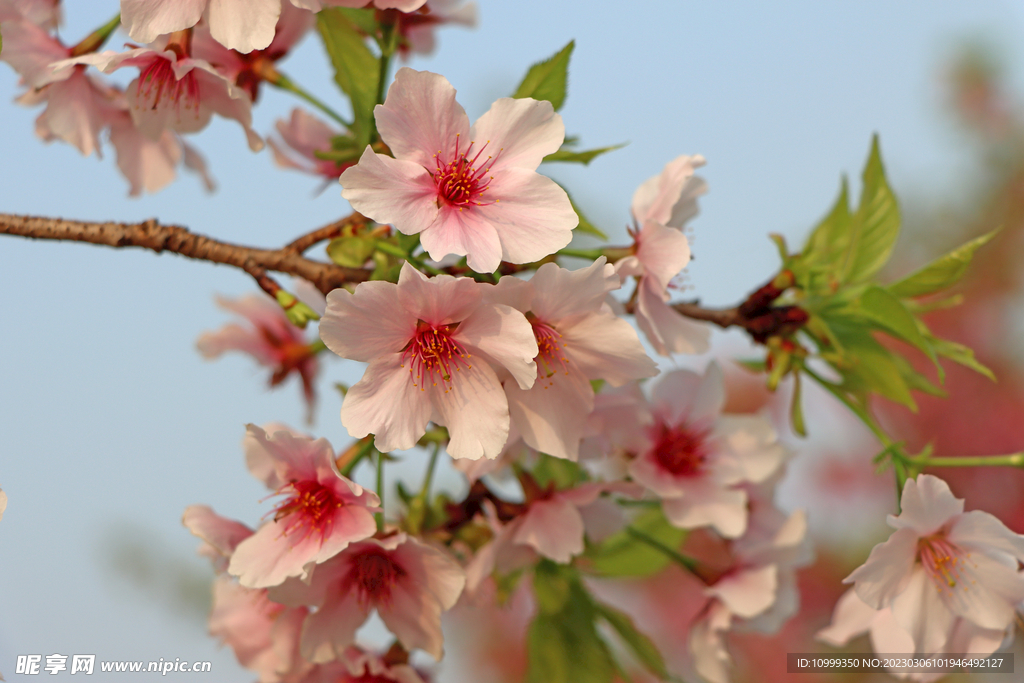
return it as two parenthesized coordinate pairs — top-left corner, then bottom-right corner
(476, 168), (576, 265)
(636, 276), (711, 355)
(0, 20), (69, 88)
(512, 497), (585, 563)
(634, 221), (692, 293)
(651, 365), (723, 426)
(182, 504), (253, 559)
(340, 148), (439, 234)
(378, 581), (446, 659)
(396, 263), (482, 324)
(374, 67), (469, 169)
(229, 521), (320, 588)
(890, 568), (956, 654)
(392, 537), (466, 610)
(845, 526), (919, 609)
(889, 474), (963, 536)
(456, 302), (538, 391)
(430, 359), (510, 460)
(866, 606), (916, 656)
(528, 258), (619, 322)
(708, 565), (777, 619)
(109, 113), (181, 196)
(714, 415), (788, 484)
(35, 71), (118, 158)
(320, 281), (415, 362)
(816, 588), (877, 646)
(939, 553), (1024, 630)
(192, 65), (263, 150)
(949, 510), (1024, 561)
(121, 0), (207, 44)
(662, 485), (748, 538)
(558, 311), (657, 386)
(207, 0), (280, 52)
(342, 355), (433, 453)
(505, 362), (592, 461)
(419, 202), (503, 273)
(631, 155), (706, 228)
(470, 96), (564, 171)
(300, 590), (369, 663)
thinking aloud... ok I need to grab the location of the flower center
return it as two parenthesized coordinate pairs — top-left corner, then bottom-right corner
(918, 533), (975, 594)
(343, 547), (406, 606)
(400, 321), (472, 392)
(529, 315), (569, 386)
(433, 134), (499, 209)
(271, 479), (341, 544)
(136, 56), (200, 119)
(651, 422), (711, 476)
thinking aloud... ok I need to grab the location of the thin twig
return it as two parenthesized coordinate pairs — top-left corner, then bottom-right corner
(284, 212), (367, 254)
(0, 213), (371, 294)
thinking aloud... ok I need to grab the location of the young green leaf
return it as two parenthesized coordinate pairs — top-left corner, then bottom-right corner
(513, 40), (575, 111)
(859, 286), (941, 379)
(842, 135), (900, 284)
(543, 143), (625, 165)
(887, 228), (1000, 299)
(325, 236), (376, 268)
(929, 336), (996, 381)
(317, 9), (378, 146)
(582, 507), (686, 578)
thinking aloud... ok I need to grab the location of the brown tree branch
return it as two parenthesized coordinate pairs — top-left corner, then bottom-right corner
(284, 211), (368, 254)
(0, 213), (371, 295)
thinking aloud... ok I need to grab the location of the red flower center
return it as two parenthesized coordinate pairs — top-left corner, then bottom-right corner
(651, 422), (711, 476)
(343, 547), (407, 606)
(272, 479), (341, 544)
(433, 134), (499, 208)
(530, 315), (569, 386)
(401, 321), (472, 392)
(918, 533), (974, 594)
(136, 56), (200, 119)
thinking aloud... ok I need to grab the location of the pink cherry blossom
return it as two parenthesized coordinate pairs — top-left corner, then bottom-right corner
(109, 107), (216, 196)
(196, 283), (324, 419)
(319, 262), (538, 460)
(339, 68), (577, 273)
(396, 0), (477, 57)
(227, 424), (380, 588)
(616, 155), (710, 356)
(75, 44), (263, 151)
(818, 590), (1011, 682)
(209, 576), (313, 683)
(485, 258), (657, 460)
(120, 0), (284, 53)
(269, 108), (352, 181)
(627, 364), (790, 538)
(0, 0), (60, 28)
(270, 533), (465, 661)
(843, 473), (1024, 655)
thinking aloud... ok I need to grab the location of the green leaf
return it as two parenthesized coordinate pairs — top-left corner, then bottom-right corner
(583, 507), (686, 578)
(326, 236), (376, 268)
(826, 319), (916, 408)
(335, 6), (378, 35)
(842, 135), (900, 284)
(531, 454), (585, 490)
(317, 9), (378, 146)
(930, 337), (996, 381)
(513, 40), (574, 111)
(859, 286), (941, 380)
(532, 561), (572, 614)
(798, 177), (851, 288)
(593, 602), (670, 680)
(543, 143), (625, 165)
(888, 228), (1000, 299)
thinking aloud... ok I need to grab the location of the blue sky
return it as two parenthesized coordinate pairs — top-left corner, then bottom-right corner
(2, 1), (1024, 680)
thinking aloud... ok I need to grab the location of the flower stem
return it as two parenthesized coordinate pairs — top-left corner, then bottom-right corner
(269, 70), (352, 129)
(376, 450), (386, 532)
(625, 526), (698, 573)
(557, 247), (606, 261)
(905, 453), (1024, 468)
(420, 442), (441, 499)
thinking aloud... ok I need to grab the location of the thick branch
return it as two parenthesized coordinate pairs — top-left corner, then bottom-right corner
(0, 213), (370, 294)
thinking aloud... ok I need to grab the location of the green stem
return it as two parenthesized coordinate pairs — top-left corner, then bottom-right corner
(420, 443), (441, 499)
(340, 438), (375, 478)
(376, 450), (386, 532)
(625, 526), (698, 573)
(906, 453), (1024, 468)
(271, 72), (351, 129)
(375, 241), (443, 275)
(557, 247), (606, 261)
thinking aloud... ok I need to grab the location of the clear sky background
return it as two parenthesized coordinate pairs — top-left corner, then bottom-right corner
(2, 2), (1024, 681)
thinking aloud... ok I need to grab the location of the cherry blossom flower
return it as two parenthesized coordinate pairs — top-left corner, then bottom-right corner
(190, 2), (315, 103)
(843, 473), (1024, 655)
(0, 487), (6, 522)
(319, 262), (538, 460)
(269, 108), (352, 181)
(109, 107), (216, 195)
(75, 43), (263, 151)
(339, 68), (577, 273)
(120, 0), (284, 53)
(396, 0), (477, 57)
(818, 590), (1011, 682)
(270, 533), (465, 661)
(616, 155), (710, 356)
(196, 283), (324, 419)
(209, 576), (313, 683)
(485, 258), (657, 460)
(227, 425), (380, 588)
(627, 364), (790, 538)
(0, 0), (60, 28)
